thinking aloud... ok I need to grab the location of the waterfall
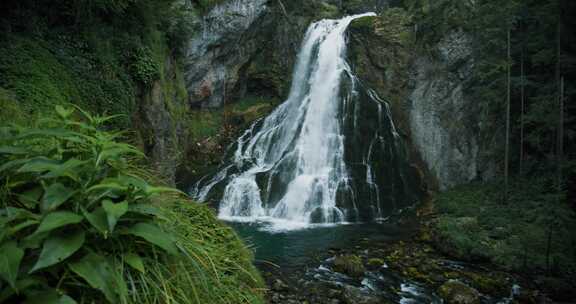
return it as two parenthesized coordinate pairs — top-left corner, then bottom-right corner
(191, 13), (420, 231)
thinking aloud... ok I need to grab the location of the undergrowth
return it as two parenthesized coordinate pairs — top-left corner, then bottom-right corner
(433, 178), (576, 283)
(0, 106), (264, 303)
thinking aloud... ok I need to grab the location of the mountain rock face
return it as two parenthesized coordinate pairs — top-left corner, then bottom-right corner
(136, 56), (189, 185)
(408, 31), (497, 190)
(347, 14), (498, 190)
(184, 0), (268, 108)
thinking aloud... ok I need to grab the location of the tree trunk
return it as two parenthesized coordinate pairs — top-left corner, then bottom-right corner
(504, 28), (511, 204)
(519, 36), (525, 175)
(556, 20), (563, 198)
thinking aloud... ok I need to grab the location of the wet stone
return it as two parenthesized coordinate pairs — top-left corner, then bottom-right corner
(438, 280), (481, 304)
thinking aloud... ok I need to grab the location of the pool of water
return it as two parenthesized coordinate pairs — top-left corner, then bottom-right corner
(228, 220), (417, 271)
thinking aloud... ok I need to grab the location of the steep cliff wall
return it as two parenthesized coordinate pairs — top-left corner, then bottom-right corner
(408, 31), (497, 190)
(184, 0), (268, 108)
(183, 0), (343, 109)
(348, 12), (498, 190)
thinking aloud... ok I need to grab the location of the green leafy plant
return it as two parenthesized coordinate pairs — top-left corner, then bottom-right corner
(0, 106), (182, 303)
(130, 47), (160, 86)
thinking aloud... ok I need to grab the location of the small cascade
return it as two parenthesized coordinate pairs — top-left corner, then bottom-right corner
(191, 13), (420, 231)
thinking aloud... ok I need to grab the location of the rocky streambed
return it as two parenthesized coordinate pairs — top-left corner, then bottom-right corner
(257, 213), (546, 304)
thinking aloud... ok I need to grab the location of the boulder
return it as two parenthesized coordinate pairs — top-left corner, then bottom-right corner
(438, 280), (481, 304)
(332, 255), (366, 278)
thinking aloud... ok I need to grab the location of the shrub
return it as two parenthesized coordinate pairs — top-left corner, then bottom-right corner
(0, 106), (186, 303)
(130, 46), (160, 86)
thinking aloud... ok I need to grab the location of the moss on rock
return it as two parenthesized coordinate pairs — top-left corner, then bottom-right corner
(438, 280), (480, 304)
(333, 254), (366, 278)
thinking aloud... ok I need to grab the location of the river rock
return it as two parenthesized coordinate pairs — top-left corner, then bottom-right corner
(341, 286), (382, 304)
(438, 280), (481, 304)
(332, 254), (366, 278)
(366, 258), (385, 270)
(272, 278), (289, 292)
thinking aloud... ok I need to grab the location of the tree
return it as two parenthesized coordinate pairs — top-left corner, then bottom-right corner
(504, 28), (512, 203)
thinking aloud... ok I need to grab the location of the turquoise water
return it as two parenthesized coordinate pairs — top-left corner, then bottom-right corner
(228, 221), (417, 270)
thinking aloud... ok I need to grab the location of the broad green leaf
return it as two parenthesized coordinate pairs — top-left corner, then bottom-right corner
(30, 230), (85, 273)
(82, 207), (108, 236)
(55, 105), (74, 119)
(17, 157), (61, 174)
(0, 159), (29, 174)
(42, 158), (88, 182)
(1, 207), (39, 222)
(124, 253), (145, 273)
(96, 145), (143, 167)
(9, 220), (39, 235)
(17, 186), (43, 209)
(68, 253), (118, 303)
(0, 146), (29, 155)
(0, 241), (24, 289)
(102, 200), (128, 233)
(42, 183), (76, 211)
(32, 212), (83, 236)
(24, 289), (77, 304)
(123, 223), (178, 255)
(87, 182), (127, 193)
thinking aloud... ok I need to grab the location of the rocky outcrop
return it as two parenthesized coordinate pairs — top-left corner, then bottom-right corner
(348, 13), (498, 191)
(184, 0), (268, 108)
(136, 56), (190, 185)
(407, 31), (497, 190)
(183, 0), (394, 110)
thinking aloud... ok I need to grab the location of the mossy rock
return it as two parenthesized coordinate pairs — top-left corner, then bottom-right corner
(438, 280), (480, 304)
(333, 254), (366, 278)
(366, 258), (385, 270)
(349, 16), (377, 32)
(463, 272), (509, 297)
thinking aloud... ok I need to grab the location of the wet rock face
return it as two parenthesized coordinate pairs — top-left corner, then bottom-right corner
(349, 15), (498, 190)
(137, 56), (188, 185)
(408, 30), (497, 190)
(184, 0), (268, 108)
(183, 0), (397, 110)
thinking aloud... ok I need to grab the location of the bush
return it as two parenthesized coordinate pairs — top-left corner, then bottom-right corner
(0, 106), (264, 303)
(130, 46), (160, 86)
(0, 106), (182, 302)
(433, 179), (576, 280)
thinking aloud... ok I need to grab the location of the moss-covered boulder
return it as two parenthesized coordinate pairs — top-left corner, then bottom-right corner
(366, 258), (385, 270)
(438, 280), (481, 304)
(333, 254), (366, 277)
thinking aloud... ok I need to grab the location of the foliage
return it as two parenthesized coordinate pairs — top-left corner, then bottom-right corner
(0, 0), (199, 130)
(0, 35), (136, 129)
(399, 0), (575, 198)
(0, 106), (181, 302)
(434, 178), (576, 282)
(157, 203), (265, 304)
(129, 47), (160, 85)
(0, 89), (28, 125)
(0, 106), (265, 303)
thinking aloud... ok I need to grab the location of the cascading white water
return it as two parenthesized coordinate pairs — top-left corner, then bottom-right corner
(191, 12), (423, 231)
(193, 13), (376, 229)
